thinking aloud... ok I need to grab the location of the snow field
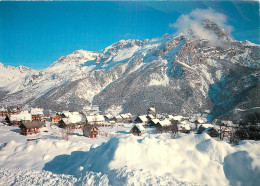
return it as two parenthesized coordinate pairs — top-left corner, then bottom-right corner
(0, 123), (259, 185)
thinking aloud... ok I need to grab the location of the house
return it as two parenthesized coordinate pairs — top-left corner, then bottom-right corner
(104, 114), (113, 121)
(120, 114), (132, 122)
(8, 107), (20, 116)
(58, 118), (70, 128)
(147, 105), (157, 118)
(111, 115), (124, 123)
(9, 111), (32, 125)
(83, 125), (99, 138)
(19, 121), (43, 135)
(51, 114), (60, 123)
(58, 116), (85, 129)
(86, 115), (105, 125)
(156, 119), (172, 128)
(0, 108), (9, 117)
(197, 125), (219, 137)
(171, 115), (183, 121)
(0, 107), (20, 117)
(146, 114), (155, 121)
(134, 115), (148, 123)
(146, 119), (160, 127)
(130, 124), (145, 136)
(178, 122), (191, 133)
(31, 108), (44, 122)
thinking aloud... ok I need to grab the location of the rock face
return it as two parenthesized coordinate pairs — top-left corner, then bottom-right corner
(0, 20), (259, 121)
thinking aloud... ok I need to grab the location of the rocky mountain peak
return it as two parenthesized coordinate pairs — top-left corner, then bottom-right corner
(201, 19), (229, 38)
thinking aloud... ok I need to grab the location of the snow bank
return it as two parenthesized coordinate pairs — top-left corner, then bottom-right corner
(1, 124), (259, 185)
(0, 139), (91, 170)
(40, 133), (260, 185)
(0, 168), (109, 186)
(79, 134), (259, 185)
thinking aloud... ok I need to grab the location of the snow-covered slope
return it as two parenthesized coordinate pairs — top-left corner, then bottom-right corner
(0, 63), (36, 88)
(0, 20), (259, 120)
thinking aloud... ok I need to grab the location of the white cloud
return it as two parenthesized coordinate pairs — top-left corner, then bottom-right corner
(170, 8), (233, 48)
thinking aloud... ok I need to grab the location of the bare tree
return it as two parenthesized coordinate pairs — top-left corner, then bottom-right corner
(171, 119), (179, 139)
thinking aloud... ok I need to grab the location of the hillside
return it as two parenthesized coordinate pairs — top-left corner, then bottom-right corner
(0, 20), (259, 121)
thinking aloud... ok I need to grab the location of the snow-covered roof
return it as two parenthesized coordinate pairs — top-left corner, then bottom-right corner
(172, 115), (183, 121)
(147, 114), (155, 119)
(179, 124), (191, 130)
(180, 120), (190, 125)
(150, 119), (160, 124)
(10, 111), (31, 121)
(157, 119), (171, 127)
(86, 115), (105, 122)
(148, 107), (156, 111)
(114, 115), (123, 120)
(30, 108), (44, 115)
(126, 113), (132, 117)
(104, 114), (113, 119)
(137, 115), (148, 122)
(0, 108), (6, 111)
(135, 124), (145, 132)
(20, 121), (43, 129)
(59, 112), (86, 123)
(197, 118), (207, 123)
(120, 114), (129, 119)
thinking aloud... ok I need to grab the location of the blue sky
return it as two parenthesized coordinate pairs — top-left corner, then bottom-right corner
(0, 1), (259, 69)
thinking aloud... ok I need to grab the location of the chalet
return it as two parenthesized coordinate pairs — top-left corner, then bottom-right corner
(171, 115), (183, 121)
(9, 111), (32, 125)
(147, 105), (157, 118)
(197, 125), (219, 137)
(51, 114), (60, 123)
(9, 107), (20, 115)
(58, 116), (85, 129)
(130, 124), (145, 136)
(83, 125), (99, 138)
(19, 121), (43, 135)
(146, 114), (155, 121)
(0, 107), (20, 117)
(111, 115), (124, 123)
(120, 114), (132, 122)
(86, 115), (105, 125)
(134, 115), (148, 123)
(0, 108), (9, 117)
(146, 119), (160, 127)
(31, 108), (44, 122)
(58, 119), (70, 128)
(104, 114), (113, 121)
(156, 119), (172, 128)
(178, 122), (191, 133)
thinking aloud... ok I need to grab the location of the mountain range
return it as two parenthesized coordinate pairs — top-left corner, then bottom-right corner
(0, 19), (259, 121)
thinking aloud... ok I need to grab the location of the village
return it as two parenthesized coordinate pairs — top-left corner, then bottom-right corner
(0, 105), (238, 141)
(0, 105), (259, 186)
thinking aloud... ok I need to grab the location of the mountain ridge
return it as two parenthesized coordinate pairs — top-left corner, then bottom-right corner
(0, 20), (259, 121)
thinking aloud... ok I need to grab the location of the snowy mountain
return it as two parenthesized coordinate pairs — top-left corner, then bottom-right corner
(0, 63), (36, 88)
(0, 20), (259, 121)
